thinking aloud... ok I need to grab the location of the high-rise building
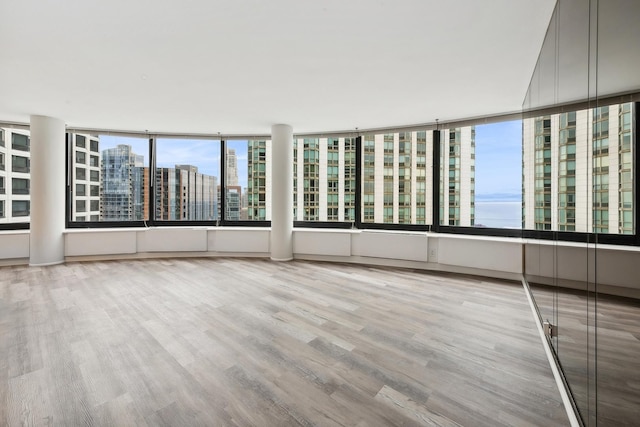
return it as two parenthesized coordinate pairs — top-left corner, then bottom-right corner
(155, 165), (217, 220)
(440, 127), (475, 226)
(523, 103), (634, 233)
(0, 129), (101, 224)
(293, 136), (360, 222)
(226, 148), (238, 186)
(292, 132), (442, 224)
(247, 140), (269, 220)
(101, 144), (148, 221)
(0, 128), (31, 224)
(71, 134), (101, 222)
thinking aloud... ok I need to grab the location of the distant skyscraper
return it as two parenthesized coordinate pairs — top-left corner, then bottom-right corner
(101, 144), (148, 220)
(218, 185), (241, 220)
(226, 148), (239, 186)
(247, 140), (268, 220)
(523, 102), (634, 233)
(155, 165), (217, 220)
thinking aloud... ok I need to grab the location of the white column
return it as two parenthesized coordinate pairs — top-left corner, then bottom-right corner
(29, 115), (66, 266)
(271, 124), (293, 261)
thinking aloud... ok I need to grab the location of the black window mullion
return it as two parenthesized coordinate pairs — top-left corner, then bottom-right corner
(148, 136), (156, 226)
(220, 139), (226, 225)
(65, 132), (72, 228)
(355, 136), (362, 229)
(634, 102), (639, 245)
(432, 129), (441, 232)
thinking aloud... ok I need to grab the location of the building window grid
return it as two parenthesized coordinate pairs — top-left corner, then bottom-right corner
(593, 106), (610, 233)
(344, 137), (356, 222)
(415, 131), (427, 224)
(619, 103), (634, 234)
(327, 138), (340, 221)
(447, 129), (461, 226)
(302, 138), (319, 221)
(293, 139), (297, 220)
(534, 117), (552, 230)
(383, 134), (394, 223)
(398, 132), (412, 224)
(470, 127), (475, 226)
(558, 112), (577, 231)
(363, 135), (375, 222)
(248, 140), (267, 220)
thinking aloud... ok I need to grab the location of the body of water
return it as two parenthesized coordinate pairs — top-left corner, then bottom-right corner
(474, 201), (521, 229)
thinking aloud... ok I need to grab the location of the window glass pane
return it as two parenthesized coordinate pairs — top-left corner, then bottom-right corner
(360, 132), (432, 225)
(0, 127), (30, 224)
(76, 151), (86, 165)
(472, 120), (523, 229)
(12, 178), (30, 194)
(155, 138), (219, 221)
(70, 133), (149, 222)
(11, 133), (30, 151)
(12, 200), (30, 217)
(11, 155), (30, 173)
(293, 137), (357, 222)
(226, 139), (271, 221)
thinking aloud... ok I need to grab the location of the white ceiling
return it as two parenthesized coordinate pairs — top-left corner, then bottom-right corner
(0, 0), (556, 135)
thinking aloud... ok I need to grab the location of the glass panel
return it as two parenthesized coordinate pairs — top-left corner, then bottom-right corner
(293, 137), (356, 222)
(439, 127), (474, 226)
(11, 155), (30, 173)
(70, 134), (149, 222)
(359, 131), (432, 225)
(226, 139), (271, 221)
(11, 200), (30, 217)
(154, 138), (219, 221)
(0, 127), (30, 224)
(473, 120), (522, 229)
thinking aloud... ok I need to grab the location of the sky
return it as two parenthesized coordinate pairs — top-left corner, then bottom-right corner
(474, 120), (522, 202)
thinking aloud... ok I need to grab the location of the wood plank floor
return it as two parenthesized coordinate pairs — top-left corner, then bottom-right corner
(0, 258), (568, 426)
(530, 283), (640, 426)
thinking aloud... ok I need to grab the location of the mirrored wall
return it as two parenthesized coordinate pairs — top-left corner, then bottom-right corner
(523, 0), (640, 425)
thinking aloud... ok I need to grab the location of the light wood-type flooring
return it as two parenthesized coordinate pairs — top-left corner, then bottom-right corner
(0, 258), (569, 426)
(531, 283), (640, 426)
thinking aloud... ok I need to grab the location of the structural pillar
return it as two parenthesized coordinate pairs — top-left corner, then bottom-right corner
(29, 115), (66, 266)
(270, 124), (293, 261)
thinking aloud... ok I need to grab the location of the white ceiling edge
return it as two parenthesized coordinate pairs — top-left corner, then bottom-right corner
(0, 0), (556, 135)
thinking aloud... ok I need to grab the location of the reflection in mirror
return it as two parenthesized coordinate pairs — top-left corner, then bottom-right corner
(523, 103), (635, 234)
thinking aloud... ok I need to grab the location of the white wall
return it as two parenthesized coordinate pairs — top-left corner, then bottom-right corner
(0, 231), (29, 264)
(2, 228), (639, 298)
